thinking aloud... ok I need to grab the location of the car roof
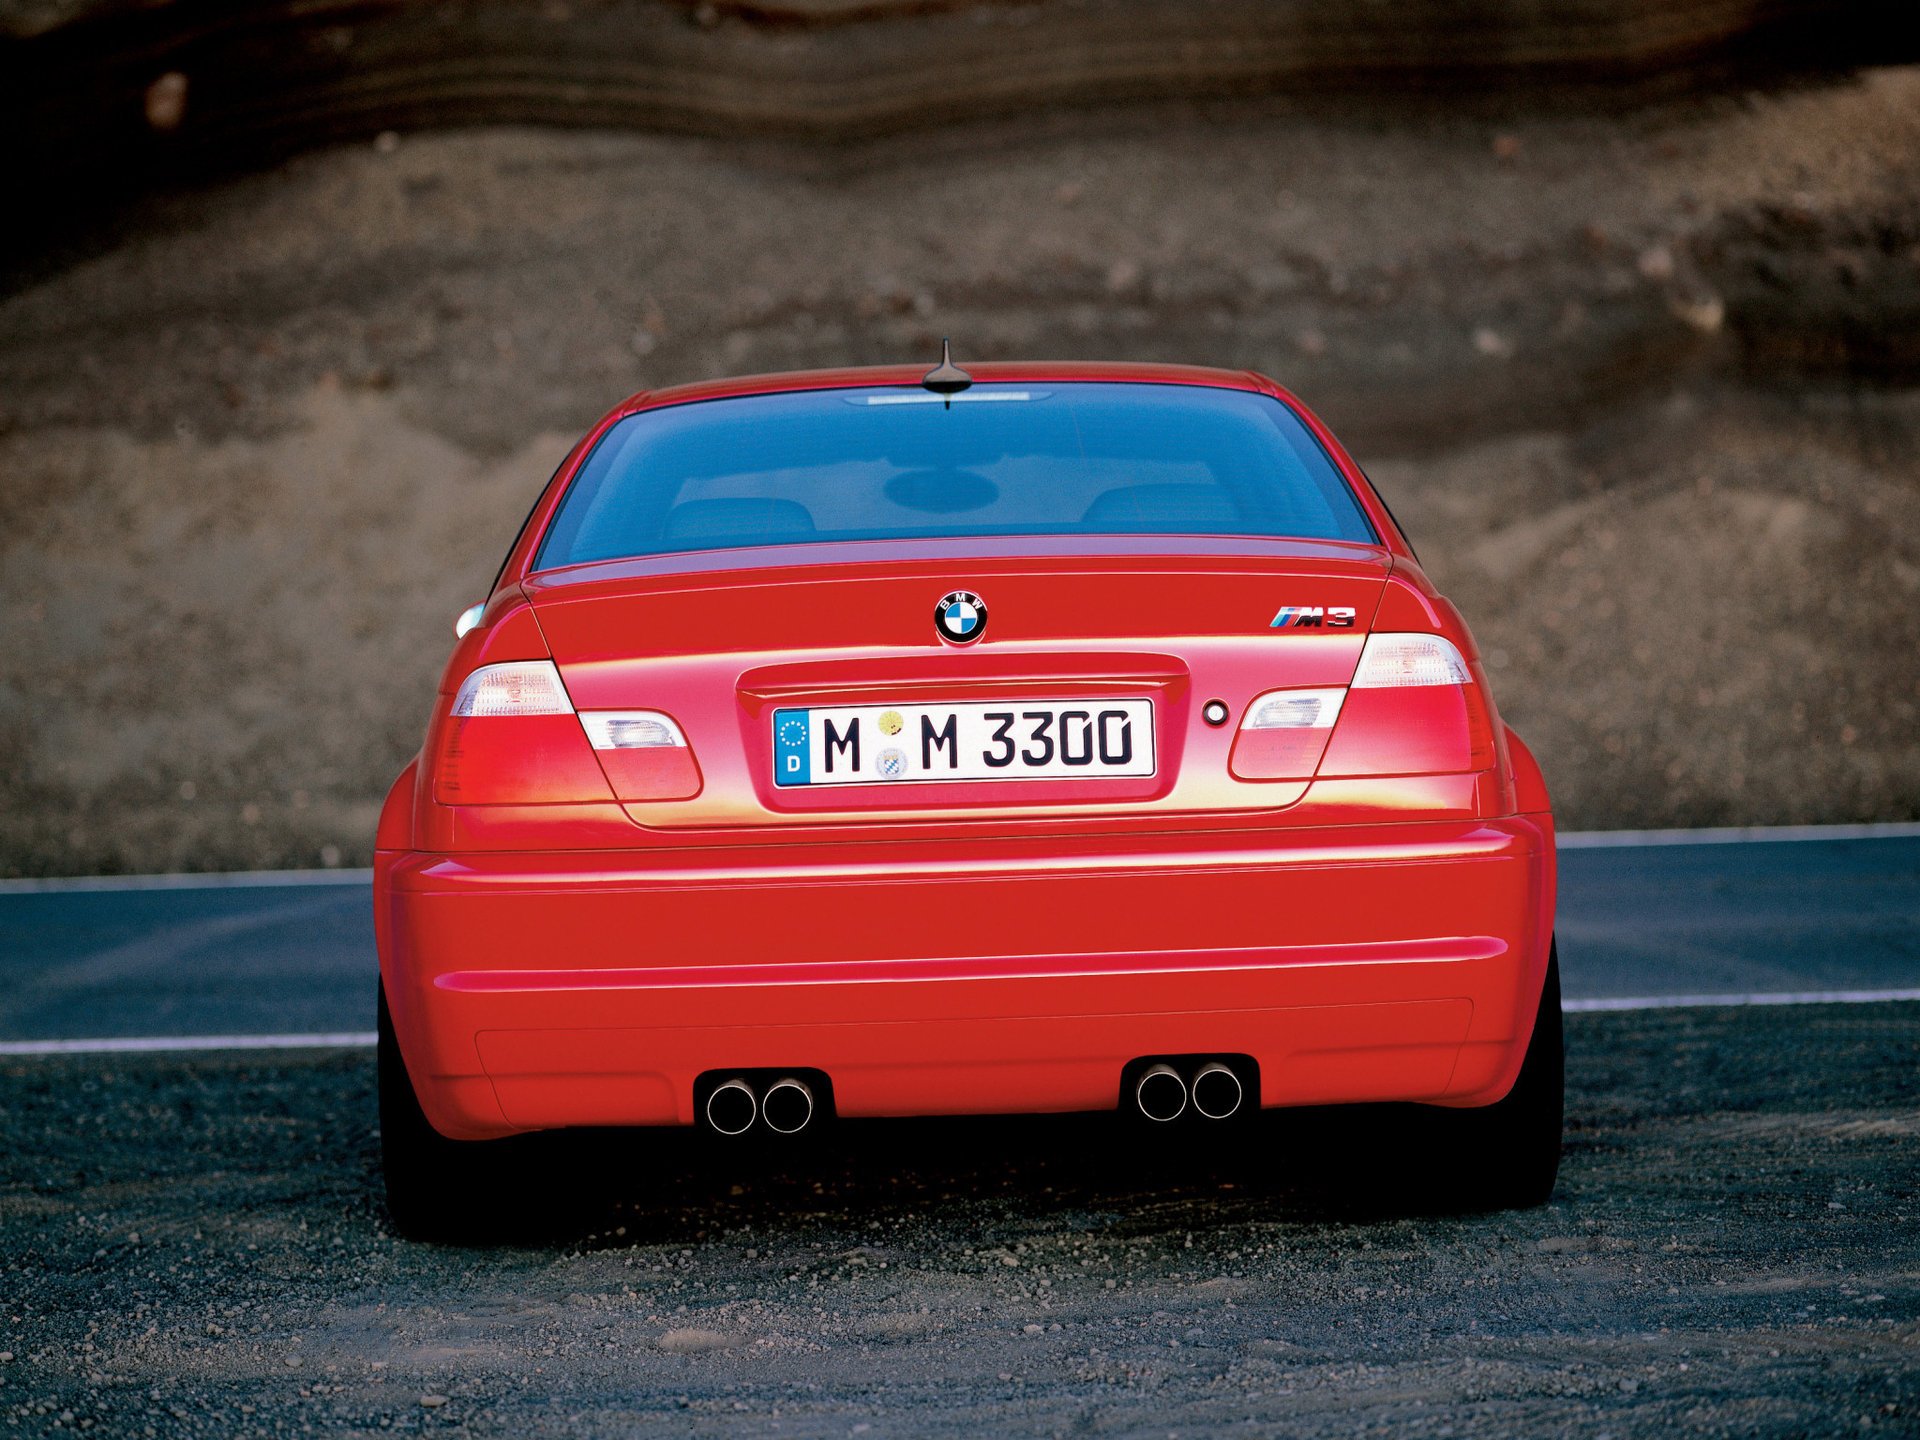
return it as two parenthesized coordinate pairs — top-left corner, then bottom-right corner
(615, 361), (1268, 416)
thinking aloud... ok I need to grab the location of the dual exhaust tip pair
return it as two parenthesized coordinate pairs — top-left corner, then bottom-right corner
(703, 1075), (817, 1136)
(1133, 1060), (1248, 1123)
(704, 1060), (1247, 1132)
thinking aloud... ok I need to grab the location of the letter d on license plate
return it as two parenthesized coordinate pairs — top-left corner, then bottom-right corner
(773, 699), (1154, 787)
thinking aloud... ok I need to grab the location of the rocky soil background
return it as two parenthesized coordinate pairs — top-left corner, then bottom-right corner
(6, 0), (1910, 218)
(1, 8), (1918, 873)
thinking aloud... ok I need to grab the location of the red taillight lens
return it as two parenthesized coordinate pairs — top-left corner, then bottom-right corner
(580, 710), (702, 802)
(432, 662), (614, 805)
(1230, 687), (1347, 781)
(1317, 633), (1497, 777)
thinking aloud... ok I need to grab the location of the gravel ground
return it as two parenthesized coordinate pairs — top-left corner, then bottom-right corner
(1, 1005), (1915, 1437)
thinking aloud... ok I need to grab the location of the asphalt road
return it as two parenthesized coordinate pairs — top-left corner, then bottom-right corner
(1, 826), (1916, 1438)
(2, 1002), (1916, 1438)
(0, 828), (1916, 1044)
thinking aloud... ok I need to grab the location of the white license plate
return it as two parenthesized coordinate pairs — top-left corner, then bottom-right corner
(773, 699), (1155, 787)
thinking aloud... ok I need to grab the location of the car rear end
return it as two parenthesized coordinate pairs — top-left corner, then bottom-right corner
(374, 365), (1555, 1164)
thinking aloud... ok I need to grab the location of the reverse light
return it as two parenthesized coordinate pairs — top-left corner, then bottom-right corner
(579, 711), (688, 749)
(1230, 687), (1346, 781)
(1243, 687), (1347, 731)
(1351, 633), (1472, 689)
(450, 661), (574, 716)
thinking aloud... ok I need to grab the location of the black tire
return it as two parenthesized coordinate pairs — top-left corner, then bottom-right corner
(1423, 942), (1564, 1212)
(378, 984), (518, 1243)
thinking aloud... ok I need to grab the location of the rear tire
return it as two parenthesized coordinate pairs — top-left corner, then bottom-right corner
(378, 984), (516, 1243)
(1424, 942), (1564, 1212)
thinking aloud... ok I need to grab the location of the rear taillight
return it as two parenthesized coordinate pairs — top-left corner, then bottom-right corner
(433, 662), (614, 805)
(1232, 634), (1497, 784)
(449, 661), (573, 717)
(434, 667), (706, 806)
(1317, 632), (1497, 777)
(580, 710), (702, 802)
(1349, 633), (1473, 690)
(1229, 687), (1347, 781)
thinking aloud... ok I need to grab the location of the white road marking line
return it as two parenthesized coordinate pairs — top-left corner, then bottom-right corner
(1564, 989), (1920, 1012)
(5, 990), (1918, 1057)
(0, 1033), (377, 1056)
(1556, 821), (1920, 848)
(0, 868), (373, 894)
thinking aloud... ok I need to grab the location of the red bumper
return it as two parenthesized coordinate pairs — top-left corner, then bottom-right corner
(376, 817), (1556, 1139)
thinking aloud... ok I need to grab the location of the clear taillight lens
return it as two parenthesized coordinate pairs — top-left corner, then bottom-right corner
(1351, 633), (1472, 689)
(450, 661), (574, 716)
(579, 711), (688, 749)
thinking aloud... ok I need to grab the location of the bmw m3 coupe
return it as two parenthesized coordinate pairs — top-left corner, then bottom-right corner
(374, 354), (1561, 1238)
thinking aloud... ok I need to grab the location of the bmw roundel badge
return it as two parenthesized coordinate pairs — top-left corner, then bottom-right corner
(934, 590), (988, 645)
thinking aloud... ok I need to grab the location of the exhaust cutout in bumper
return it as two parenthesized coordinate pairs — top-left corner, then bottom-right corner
(1124, 1055), (1257, 1124)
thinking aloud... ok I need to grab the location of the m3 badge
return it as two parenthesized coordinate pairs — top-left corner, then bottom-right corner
(1270, 605), (1357, 629)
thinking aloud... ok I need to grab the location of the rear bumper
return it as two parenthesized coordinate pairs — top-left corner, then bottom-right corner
(376, 817), (1556, 1139)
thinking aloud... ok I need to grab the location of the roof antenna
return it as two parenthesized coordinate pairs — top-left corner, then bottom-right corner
(921, 338), (972, 404)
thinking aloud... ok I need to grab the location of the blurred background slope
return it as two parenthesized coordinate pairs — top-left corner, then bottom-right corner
(1, 0), (1917, 874)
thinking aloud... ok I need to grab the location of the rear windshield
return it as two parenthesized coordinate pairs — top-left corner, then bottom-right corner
(533, 382), (1377, 569)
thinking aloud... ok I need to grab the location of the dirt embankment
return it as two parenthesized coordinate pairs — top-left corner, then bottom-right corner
(2, 69), (1918, 874)
(6, 0), (1912, 238)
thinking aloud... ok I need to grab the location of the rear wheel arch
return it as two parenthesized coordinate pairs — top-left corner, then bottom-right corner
(378, 984), (525, 1242)
(1505, 726), (1552, 814)
(1427, 941), (1563, 1211)
(375, 757), (420, 851)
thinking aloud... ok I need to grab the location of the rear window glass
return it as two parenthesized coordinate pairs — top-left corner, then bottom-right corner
(533, 382), (1377, 568)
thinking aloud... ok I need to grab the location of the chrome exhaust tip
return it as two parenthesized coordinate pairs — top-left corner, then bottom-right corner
(760, 1077), (816, 1135)
(1191, 1062), (1244, 1120)
(1135, 1063), (1188, 1123)
(704, 1077), (758, 1136)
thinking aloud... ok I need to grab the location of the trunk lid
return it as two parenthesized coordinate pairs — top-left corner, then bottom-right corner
(525, 537), (1388, 835)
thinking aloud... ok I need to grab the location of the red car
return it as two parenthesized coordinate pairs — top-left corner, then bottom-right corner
(374, 355), (1560, 1238)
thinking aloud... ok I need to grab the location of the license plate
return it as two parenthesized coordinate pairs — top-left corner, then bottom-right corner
(773, 699), (1155, 787)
